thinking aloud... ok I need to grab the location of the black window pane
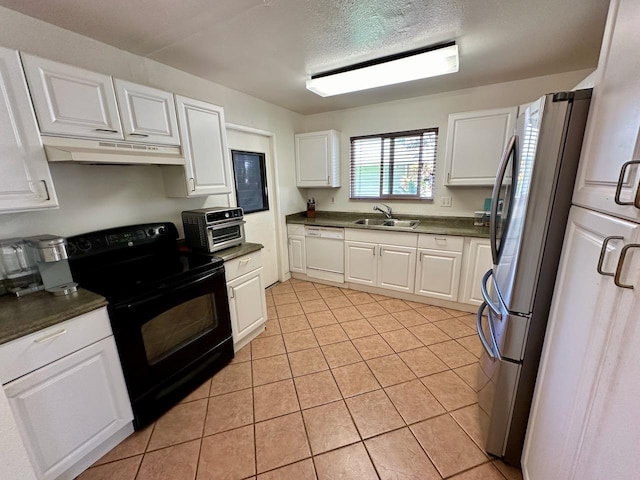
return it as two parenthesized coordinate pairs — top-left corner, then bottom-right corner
(232, 150), (269, 214)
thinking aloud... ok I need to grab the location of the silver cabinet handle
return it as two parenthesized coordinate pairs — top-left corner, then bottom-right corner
(614, 244), (640, 289)
(434, 236), (447, 241)
(476, 302), (501, 360)
(94, 128), (119, 134)
(40, 179), (50, 200)
(129, 133), (149, 137)
(228, 286), (235, 298)
(189, 178), (196, 192)
(239, 257), (251, 265)
(490, 134), (518, 264)
(597, 236), (624, 276)
(372, 246), (375, 256)
(34, 328), (67, 344)
(615, 160), (640, 206)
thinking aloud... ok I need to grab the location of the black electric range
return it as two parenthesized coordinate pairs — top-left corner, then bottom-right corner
(68, 222), (233, 428)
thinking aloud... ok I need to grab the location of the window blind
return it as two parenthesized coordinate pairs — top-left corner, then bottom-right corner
(350, 128), (438, 200)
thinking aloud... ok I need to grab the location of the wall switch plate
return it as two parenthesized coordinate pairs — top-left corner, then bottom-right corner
(440, 196), (452, 207)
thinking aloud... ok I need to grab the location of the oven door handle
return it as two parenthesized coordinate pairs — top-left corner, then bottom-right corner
(208, 220), (246, 230)
(120, 268), (223, 310)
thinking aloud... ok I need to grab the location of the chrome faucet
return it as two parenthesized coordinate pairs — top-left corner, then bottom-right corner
(373, 204), (393, 219)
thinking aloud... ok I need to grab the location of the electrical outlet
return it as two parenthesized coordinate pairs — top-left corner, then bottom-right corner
(440, 196), (452, 207)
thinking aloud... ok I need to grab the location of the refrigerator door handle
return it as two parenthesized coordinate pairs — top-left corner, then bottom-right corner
(476, 302), (502, 360)
(490, 134), (518, 264)
(481, 269), (501, 315)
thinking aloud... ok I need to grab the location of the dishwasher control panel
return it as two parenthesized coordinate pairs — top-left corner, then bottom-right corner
(304, 226), (345, 239)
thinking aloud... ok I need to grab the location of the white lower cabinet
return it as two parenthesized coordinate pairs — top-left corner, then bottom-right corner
(287, 224), (306, 274)
(415, 248), (462, 301)
(288, 235), (306, 274)
(522, 206), (639, 480)
(0, 308), (133, 480)
(225, 252), (267, 349)
(378, 245), (416, 293)
(344, 230), (417, 293)
(344, 241), (377, 286)
(458, 237), (493, 306)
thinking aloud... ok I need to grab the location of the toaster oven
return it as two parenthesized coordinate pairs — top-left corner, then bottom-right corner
(182, 207), (245, 253)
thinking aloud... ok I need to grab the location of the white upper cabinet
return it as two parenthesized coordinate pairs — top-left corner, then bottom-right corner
(444, 107), (517, 186)
(295, 130), (341, 188)
(0, 47), (58, 213)
(20, 53), (124, 140)
(114, 79), (180, 145)
(573, 0), (640, 223)
(164, 96), (232, 197)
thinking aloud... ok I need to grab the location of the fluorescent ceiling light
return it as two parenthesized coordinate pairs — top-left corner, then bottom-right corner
(306, 42), (459, 97)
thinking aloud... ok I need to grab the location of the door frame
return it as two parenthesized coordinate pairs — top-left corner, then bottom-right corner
(226, 123), (285, 284)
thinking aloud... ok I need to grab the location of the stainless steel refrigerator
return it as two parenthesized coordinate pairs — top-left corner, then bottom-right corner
(476, 89), (592, 466)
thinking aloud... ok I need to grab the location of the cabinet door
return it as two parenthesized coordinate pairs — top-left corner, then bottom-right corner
(175, 95), (232, 196)
(444, 107), (517, 186)
(0, 48), (58, 213)
(288, 235), (306, 274)
(345, 241), (377, 286)
(459, 238), (492, 306)
(378, 244), (416, 293)
(114, 79), (180, 145)
(4, 337), (133, 480)
(573, 0), (640, 223)
(415, 248), (462, 300)
(228, 267), (267, 343)
(295, 131), (340, 187)
(522, 206), (638, 480)
(21, 54), (123, 140)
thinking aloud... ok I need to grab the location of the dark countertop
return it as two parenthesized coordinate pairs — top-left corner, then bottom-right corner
(215, 242), (264, 262)
(0, 288), (108, 346)
(286, 211), (489, 238)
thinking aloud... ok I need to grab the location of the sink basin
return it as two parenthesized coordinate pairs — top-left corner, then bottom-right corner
(353, 218), (387, 226)
(383, 219), (420, 229)
(353, 218), (420, 229)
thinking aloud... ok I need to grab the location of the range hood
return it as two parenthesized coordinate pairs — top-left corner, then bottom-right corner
(42, 136), (185, 166)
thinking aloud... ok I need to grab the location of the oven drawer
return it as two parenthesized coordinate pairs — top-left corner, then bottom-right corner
(224, 250), (263, 282)
(0, 307), (113, 384)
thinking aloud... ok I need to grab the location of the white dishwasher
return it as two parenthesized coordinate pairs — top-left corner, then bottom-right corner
(305, 226), (345, 283)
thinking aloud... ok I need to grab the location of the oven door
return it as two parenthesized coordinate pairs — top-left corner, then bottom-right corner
(109, 265), (232, 425)
(207, 220), (245, 252)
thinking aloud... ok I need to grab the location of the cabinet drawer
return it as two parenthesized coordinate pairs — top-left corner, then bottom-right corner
(0, 307), (113, 384)
(418, 234), (464, 252)
(345, 228), (417, 247)
(287, 224), (306, 236)
(224, 250), (263, 282)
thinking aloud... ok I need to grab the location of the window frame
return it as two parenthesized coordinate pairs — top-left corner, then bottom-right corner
(349, 127), (438, 201)
(231, 149), (270, 214)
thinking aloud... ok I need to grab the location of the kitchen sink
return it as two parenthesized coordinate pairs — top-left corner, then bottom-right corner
(353, 218), (388, 226)
(383, 219), (420, 229)
(353, 218), (420, 229)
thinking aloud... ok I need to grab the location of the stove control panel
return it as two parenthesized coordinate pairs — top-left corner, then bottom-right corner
(67, 223), (177, 258)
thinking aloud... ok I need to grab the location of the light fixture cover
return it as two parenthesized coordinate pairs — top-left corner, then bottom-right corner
(306, 43), (459, 97)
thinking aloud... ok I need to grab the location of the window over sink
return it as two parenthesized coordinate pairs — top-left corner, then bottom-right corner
(350, 128), (438, 200)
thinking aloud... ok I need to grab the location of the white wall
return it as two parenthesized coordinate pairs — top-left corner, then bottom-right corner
(0, 6), (306, 241)
(302, 68), (593, 217)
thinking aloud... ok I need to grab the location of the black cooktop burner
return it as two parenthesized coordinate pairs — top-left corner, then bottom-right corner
(68, 222), (223, 304)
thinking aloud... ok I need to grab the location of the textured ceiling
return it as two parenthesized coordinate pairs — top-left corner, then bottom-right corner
(0, 0), (609, 114)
